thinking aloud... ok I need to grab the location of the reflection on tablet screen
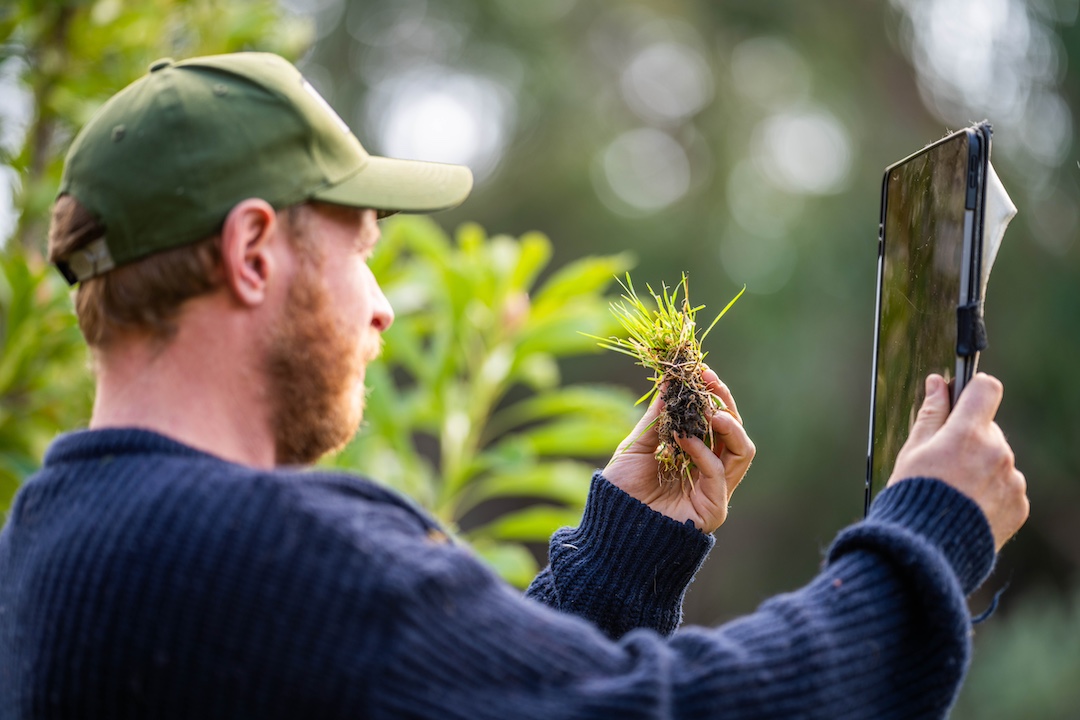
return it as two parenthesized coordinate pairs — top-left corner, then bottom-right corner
(871, 134), (969, 495)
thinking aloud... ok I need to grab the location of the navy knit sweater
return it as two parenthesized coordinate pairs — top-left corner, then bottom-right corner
(0, 428), (995, 719)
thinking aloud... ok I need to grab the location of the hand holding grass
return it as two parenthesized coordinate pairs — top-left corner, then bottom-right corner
(592, 274), (754, 532)
(603, 366), (754, 533)
(591, 274), (746, 486)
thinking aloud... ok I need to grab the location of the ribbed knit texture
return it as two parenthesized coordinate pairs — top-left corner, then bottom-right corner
(526, 471), (714, 638)
(0, 429), (996, 719)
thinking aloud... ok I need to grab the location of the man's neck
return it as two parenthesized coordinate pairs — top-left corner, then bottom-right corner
(89, 307), (277, 469)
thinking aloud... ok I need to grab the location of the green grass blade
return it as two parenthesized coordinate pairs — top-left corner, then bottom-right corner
(700, 284), (746, 343)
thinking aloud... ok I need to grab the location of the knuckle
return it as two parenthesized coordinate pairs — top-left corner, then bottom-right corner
(1011, 469), (1027, 495)
(916, 404), (940, 423)
(985, 437), (1012, 468)
(992, 436), (1015, 469)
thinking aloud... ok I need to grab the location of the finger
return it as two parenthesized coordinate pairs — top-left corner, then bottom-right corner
(948, 373), (1004, 430)
(996, 469), (1030, 551)
(674, 433), (723, 479)
(702, 367), (741, 424)
(906, 374), (951, 446)
(710, 410), (752, 459)
(1010, 468), (1028, 499)
(674, 433), (732, 519)
(710, 411), (755, 494)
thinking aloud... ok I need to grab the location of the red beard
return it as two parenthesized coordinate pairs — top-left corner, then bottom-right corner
(265, 257), (377, 466)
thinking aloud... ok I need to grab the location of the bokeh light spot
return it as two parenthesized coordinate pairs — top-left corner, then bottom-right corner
(365, 68), (514, 181)
(596, 128), (691, 214)
(0, 167), (19, 248)
(754, 109), (852, 195)
(1020, 90), (1073, 166)
(0, 58), (31, 246)
(892, 0), (1074, 170)
(621, 41), (713, 123)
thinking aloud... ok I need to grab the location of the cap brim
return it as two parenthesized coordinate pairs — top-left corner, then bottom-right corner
(312, 155), (473, 216)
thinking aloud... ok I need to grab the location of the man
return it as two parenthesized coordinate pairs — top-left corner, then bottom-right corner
(0, 52), (1027, 719)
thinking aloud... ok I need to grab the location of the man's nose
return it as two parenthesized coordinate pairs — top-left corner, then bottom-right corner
(371, 282), (394, 332)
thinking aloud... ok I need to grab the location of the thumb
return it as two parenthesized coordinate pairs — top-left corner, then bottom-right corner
(906, 374), (950, 446)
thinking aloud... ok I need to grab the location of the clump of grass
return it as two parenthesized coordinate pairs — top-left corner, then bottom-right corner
(592, 273), (745, 487)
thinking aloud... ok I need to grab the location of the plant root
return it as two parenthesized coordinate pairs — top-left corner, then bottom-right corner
(655, 349), (716, 487)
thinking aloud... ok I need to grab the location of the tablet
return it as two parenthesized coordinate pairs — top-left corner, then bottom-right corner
(865, 124), (991, 513)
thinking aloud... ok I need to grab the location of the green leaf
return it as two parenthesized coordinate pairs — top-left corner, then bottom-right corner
(509, 232), (552, 293)
(506, 419), (628, 457)
(456, 221), (486, 254)
(380, 314), (436, 384)
(532, 253), (635, 318)
(469, 504), (583, 543)
(488, 385), (636, 436)
(517, 308), (620, 357)
(462, 461), (592, 511)
(515, 353), (560, 391)
(700, 284), (747, 343)
(391, 215), (453, 262)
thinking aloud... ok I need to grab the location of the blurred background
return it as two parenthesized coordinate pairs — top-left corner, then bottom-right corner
(2, 0), (1078, 716)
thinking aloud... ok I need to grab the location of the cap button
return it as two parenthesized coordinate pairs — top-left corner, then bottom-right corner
(149, 58), (174, 73)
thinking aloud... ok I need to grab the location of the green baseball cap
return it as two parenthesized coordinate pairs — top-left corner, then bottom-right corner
(55, 52), (473, 284)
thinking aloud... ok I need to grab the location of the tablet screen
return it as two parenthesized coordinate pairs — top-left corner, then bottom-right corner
(869, 132), (971, 497)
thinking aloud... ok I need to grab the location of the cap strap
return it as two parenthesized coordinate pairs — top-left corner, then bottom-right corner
(56, 238), (116, 286)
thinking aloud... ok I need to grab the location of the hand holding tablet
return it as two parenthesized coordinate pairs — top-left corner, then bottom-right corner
(866, 123), (1018, 513)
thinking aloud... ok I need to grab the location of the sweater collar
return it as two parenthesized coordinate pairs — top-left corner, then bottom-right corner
(43, 427), (223, 467)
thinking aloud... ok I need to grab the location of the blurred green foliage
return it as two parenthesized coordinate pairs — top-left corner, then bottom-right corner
(322, 216), (637, 586)
(953, 585), (1080, 720)
(0, 250), (89, 512)
(2, 0), (1079, 712)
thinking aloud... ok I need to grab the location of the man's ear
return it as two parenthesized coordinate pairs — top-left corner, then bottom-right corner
(219, 198), (281, 307)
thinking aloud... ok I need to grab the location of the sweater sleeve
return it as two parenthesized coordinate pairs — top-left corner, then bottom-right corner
(369, 477), (995, 720)
(525, 472), (714, 638)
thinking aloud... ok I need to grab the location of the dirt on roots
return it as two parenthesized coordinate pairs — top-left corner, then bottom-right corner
(655, 349), (714, 486)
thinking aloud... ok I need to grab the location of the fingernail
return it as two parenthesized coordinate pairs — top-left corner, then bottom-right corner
(926, 375), (941, 394)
